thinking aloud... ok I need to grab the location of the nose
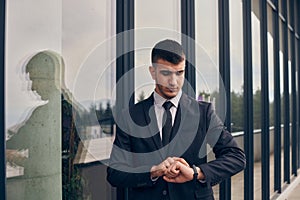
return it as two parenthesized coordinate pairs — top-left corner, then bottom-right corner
(168, 73), (177, 86)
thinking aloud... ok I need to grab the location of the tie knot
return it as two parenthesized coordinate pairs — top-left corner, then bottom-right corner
(163, 101), (173, 111)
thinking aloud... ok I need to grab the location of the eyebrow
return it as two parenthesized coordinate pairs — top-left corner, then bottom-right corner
(159, 69), (185, 75)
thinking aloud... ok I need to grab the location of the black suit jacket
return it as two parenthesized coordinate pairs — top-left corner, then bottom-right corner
(107, 93), (245, 200)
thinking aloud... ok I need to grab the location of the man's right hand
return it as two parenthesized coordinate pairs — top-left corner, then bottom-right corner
(150, 157), (189, 179)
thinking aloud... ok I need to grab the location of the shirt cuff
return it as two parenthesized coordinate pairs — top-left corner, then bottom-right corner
(198, 179), (206, 183)
(151, 176), (159, 182)
(198, 166), (206, 183)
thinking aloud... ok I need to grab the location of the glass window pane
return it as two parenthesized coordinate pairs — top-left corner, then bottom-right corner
(230, 0), (244, 133)
(251, 6), (262, 200)
(195, 0), (219, 104)
(279, 18), (285, 187)
(229, 0), (244, 199)
(195, 0), (220, 199)
(252, 10), (262, 131)
(6, 1), (63, 199)
(6, 0), (116, 199)
(267, 4), (281, 198)
(134, 0), (181, 103)
(63, 0), (116, 199)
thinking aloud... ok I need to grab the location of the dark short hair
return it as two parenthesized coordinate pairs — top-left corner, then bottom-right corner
(151, 39), (185, 65)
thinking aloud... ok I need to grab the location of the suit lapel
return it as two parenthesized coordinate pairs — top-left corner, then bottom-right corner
(167, 93), (191, 156)
(141, 94), (163, 151)
(171, 93), (190, 137)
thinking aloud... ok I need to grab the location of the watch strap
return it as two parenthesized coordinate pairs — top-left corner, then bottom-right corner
(192, 164), (198, 182)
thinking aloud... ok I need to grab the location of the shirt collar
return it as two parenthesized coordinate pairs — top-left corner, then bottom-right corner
(153, 90), (182, 108)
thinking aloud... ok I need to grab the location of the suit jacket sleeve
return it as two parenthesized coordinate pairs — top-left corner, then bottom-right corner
(106, 109), (155, 188)
(198, 103), (246, 186)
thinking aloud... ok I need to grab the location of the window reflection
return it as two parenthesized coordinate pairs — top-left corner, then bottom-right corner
(251, 8), (263, 200)
(6, 0), (116, 199)
(63, 0), (116, 199)
(229, 0), (244, 199)
(6, 1), (63, 199)
(6, 51), (63, 200)
(135, 0), (181, 103)
(195, 0), (220, 199)
(195, 0), (219, 102)
(230, 0), (244, 133)
(267, 7), (277, 197)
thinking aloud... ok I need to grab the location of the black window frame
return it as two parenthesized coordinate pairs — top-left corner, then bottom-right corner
(0, 0), (6, 199)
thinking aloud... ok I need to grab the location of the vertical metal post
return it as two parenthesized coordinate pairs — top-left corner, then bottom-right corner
(272, 0), (282, 193)
(116, 0), (135, 107)
(181, 0), (196, 97)
(0, 0), (5, 199)
(218, 0), (231, 199)
(260, 0), (270, 199)
(116, 0), (134, 199)
(281, 0), (290, 184)
(289, 0), (298, 177)
(243, 0), (254, 199)
(297, 0), (300, 170)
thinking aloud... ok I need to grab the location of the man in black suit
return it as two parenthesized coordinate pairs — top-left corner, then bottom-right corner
(107, 39), (246, 200)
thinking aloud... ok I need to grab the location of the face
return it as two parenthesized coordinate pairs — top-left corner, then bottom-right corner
(149, 58), (185, 99)
(29, 73), (56, 101)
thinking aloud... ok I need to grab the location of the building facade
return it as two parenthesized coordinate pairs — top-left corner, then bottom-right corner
(1, 0), (300, 199)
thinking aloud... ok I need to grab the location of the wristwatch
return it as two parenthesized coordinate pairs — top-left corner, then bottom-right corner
(192, 165), (198, 182)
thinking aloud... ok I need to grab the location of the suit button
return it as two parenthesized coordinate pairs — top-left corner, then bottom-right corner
(162, 190), (167, 195)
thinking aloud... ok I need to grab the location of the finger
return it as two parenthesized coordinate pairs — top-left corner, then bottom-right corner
(163, 163), (178, 177)
(165, 172), (177, 178)
(163, 160), (171, 169)
(166, 165), (179, 178)
(169, 162), (179, 171)
(167, 165), (179, 175)
(165, 157), (176, 168)
(174, 158), (188, 166)
(163, 176), (176, 183)
(166, 157), (175, 165)
(168, 169), (179, 177)
(172, 165), (180, 174)
(174, 157), (189, 166)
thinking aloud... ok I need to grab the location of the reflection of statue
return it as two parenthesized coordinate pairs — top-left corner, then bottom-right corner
(6, 51), (62, 200)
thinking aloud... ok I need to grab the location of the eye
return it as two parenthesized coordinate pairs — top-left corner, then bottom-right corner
(160, 70), (172, 76)
(176, 70), (184, 76)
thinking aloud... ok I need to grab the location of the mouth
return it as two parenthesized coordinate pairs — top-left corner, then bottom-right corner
(167, 88), (178, 92)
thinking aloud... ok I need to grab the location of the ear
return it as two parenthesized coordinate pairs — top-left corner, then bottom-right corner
(149, 66), (156, 80)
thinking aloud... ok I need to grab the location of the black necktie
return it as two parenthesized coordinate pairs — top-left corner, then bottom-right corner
(162, 101), (173, 146)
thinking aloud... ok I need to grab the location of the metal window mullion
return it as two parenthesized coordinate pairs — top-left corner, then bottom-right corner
(243, 0), (254, 199)
(218, 0), (231, 199)
(272, 0), (282, 193)
(0, 0), (5, 199)
(289, 0), (298, 177)
(297, 0), (300, 170)
(116, 1), (134, 199)
(116, 0), (135, 108)
(298, 0), (300, 36)
(260, 0), (270, 199)
(281, 0), (290, 184)
(298, 44), (300, 167)
(181, 0), (196, 96)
